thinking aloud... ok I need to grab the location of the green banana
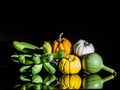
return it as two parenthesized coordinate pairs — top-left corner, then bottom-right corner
(52, 50), (65, 59)
(18, 54), (33, 65)
(32, 64), (43, 75)
(41, 41), (52, 54)
(43, 62), (56, 74)
(13, 41), (39, 53)
(32, 54), (42, 64)
(32, 75), (43, 83)
(42, 54), (54, 63)
(11, 54), (20, 63)
(43, 75), (56, 86)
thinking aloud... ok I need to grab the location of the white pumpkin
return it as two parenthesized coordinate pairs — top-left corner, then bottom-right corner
(73, 39), (95, 56)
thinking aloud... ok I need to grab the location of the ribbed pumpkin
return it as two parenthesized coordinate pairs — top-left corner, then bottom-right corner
(52, 33), (72, 55)
(58, 55), (81, 74)
(59, 74), (82, 89)
(73, 39), (95, 57)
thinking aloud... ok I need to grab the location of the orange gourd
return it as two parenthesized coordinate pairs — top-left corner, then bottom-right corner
(52, 33), (72, 55)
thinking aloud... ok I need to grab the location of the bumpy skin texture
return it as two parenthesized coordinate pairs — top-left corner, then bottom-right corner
(59, 55), (81, 74)
(52, 33), (72, 55)
(59, 74), (82, 89)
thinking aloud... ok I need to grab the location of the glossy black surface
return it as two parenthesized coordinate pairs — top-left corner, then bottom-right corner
(0, 24), (119, 89)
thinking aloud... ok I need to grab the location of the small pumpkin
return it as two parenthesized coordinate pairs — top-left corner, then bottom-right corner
(73, 39), (95, 57)
(59, 74), (82, 89)
(52, 33), (72, 55)
(58, 55), (81, 74)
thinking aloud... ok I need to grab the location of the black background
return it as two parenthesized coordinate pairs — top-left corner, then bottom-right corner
(0, 24), (119, 89)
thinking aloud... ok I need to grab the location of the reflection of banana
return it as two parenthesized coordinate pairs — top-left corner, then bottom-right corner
(20, 75), (31, 81)
(19, 65), (31, 73)
(44, 75), (56, 86)
(43, 62), (56, 74)
(42, 41), (52, 54)
(32, 75), (43, 83)
(13, 41), (39, 53)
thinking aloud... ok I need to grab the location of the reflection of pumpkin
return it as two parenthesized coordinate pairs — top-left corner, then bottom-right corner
(59, 55), (81, 74)
(52, 33), (72, 55)
(59, 74), (82, 89)
(73, 39), (95, 56)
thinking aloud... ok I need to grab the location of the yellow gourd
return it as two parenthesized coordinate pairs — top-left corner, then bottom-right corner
(59, 55), (81, 74)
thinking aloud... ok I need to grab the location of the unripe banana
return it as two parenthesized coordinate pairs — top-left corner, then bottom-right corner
(42, 54), (54, 63)
(32, 64), (43, 75)
(41, 41), (52, 54)
(13, 41), (39, 53)
(52, 50), (66, 59)
(43, 62), (56, 74)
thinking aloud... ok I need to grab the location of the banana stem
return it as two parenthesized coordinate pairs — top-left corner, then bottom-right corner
(102, 65), (115, 73)
(102, 74), (115, 83)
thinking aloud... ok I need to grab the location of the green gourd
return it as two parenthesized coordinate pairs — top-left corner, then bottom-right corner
(82, 53), (116, 74)
(83, 74), (115, 89)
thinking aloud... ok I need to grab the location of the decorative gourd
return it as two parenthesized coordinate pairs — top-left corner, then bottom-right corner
(59, 74), (82, 89)
(52, 33), (72, 55)
(58, 55), (81, 74)
(73, 39), (95, 56)
(82, 53), (115, 74)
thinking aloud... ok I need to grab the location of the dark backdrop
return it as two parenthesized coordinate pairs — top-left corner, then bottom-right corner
(0, 24), (119, 89)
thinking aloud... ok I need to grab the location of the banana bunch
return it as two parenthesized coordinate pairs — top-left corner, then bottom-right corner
(13, 75), (59, 90)
(11, 41), (65, 75)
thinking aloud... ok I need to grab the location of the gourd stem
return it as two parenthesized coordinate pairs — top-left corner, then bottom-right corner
(102, 74), (114, 83)
(102, 65), (115, 73)
(58, 32), (64, 42)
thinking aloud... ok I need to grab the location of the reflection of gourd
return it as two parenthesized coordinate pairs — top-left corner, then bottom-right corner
(82, 53), (115, 74)
(59, 55), (81, 74)
(83, 74), (115, 89)
(59, 74), (82, 89)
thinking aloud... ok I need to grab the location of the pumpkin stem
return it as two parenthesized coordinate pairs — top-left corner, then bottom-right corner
(58, 32), (64, 42)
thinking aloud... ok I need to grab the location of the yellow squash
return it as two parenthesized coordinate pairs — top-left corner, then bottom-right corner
(52, 33), (72, 55)
(59, 55), (81, 74)
(59, 74), (82, 89)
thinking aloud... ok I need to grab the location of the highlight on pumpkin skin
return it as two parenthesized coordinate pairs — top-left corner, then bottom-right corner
(52, 32), (72, 56)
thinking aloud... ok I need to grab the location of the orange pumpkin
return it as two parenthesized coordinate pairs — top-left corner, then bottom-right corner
(59, 55), (81, 74)
(52, 33), (72, 55)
